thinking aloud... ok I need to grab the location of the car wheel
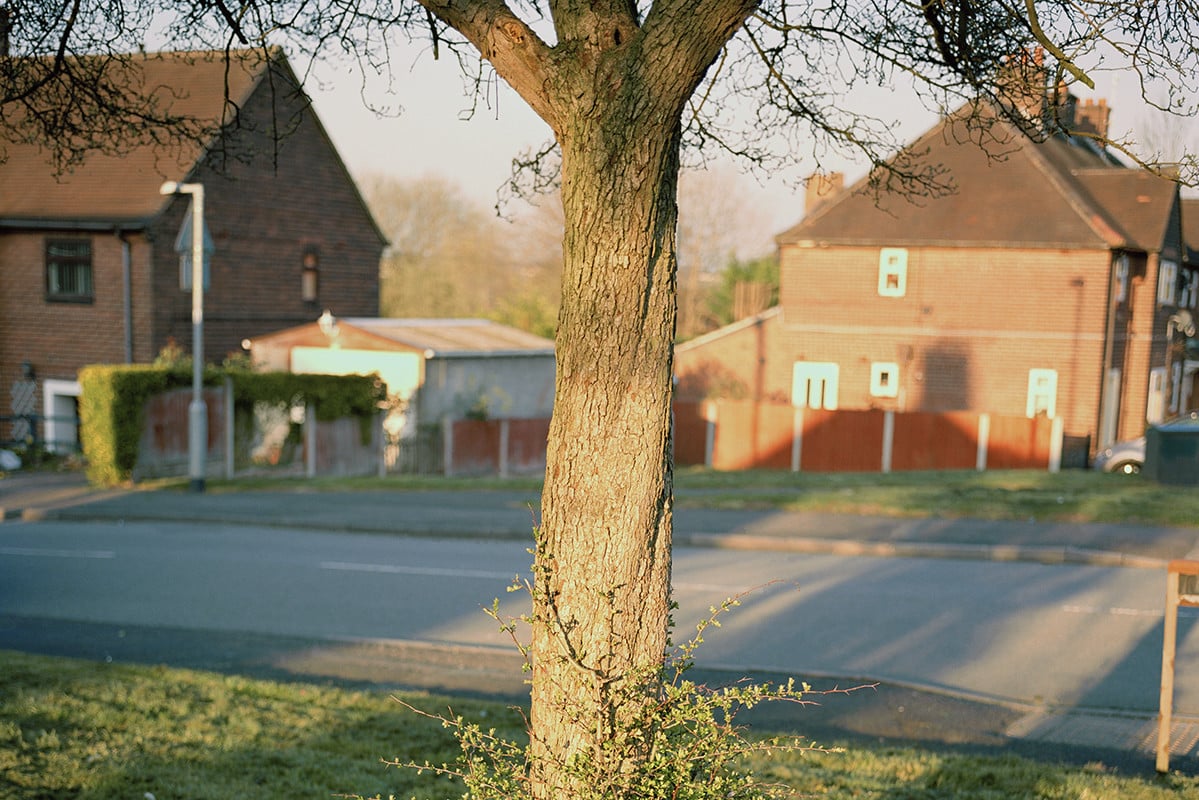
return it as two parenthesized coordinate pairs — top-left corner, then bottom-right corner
(1112, 461), (1141, 475)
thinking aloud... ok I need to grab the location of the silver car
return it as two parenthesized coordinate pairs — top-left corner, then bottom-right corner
(1093, 436), (1145, 474)
(1094, 411), (1199, 474)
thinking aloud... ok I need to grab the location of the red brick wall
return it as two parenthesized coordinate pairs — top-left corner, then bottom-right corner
(148, 74), (382, 364)
(0, 231), (154, 400)
(1, 66), (382, 416)
(674, 310), (789, 402)
(777, 243), (1113, 446)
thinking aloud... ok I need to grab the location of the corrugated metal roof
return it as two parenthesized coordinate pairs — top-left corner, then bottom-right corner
(343, 318), (555, 356)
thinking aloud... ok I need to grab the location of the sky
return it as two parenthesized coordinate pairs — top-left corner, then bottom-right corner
(304, 37), (1193, 248)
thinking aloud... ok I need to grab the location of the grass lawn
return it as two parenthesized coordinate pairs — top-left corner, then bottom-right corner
(3, 650), (1197, 799)
(186, 467), (1199, 528)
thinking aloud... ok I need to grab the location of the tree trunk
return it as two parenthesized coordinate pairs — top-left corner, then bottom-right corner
(530, 107), (682, 798)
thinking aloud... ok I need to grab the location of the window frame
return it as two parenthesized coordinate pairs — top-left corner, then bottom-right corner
(877, 248), (908, 297)
(45, 238), (94, 303)
(792, 362), (840, 410)
(1114, 254), (1129, 303)
(1026, 368), (1058, 419)
(1157, 259), (1178, 306)
(870, 362), (900, 398)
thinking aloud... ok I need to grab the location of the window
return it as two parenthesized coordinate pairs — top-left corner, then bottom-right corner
(1114, 254), (1129, 303)
(870, 362), (899, 398)
(1026, 369), (1057, 418)
(1179, 269), (1199, 310)
(175, 212), (213, 291)
(878, 248), (908, 297)
(1147, 367), (1166, 424)
(45, 239), (93, 302)
(792, 362), (839, 409)
(1158, 259), (1178, 305)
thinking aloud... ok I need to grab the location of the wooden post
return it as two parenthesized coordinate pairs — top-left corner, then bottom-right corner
(1158, 559), (1199, 772)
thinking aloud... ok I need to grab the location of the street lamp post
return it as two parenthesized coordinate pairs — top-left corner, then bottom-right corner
(160, 181), (207, 493)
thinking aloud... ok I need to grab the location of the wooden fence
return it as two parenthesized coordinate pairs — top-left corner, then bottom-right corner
(136, 395), (1066, 480)
(135, 382), (384, 480)
(673, 400), (1065, 473)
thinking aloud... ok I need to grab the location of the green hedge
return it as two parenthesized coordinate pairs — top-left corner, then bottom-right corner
(78, 366), (385, 486)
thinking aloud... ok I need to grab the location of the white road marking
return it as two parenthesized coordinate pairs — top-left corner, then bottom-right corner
(1062, 604), (1171, 618)
(0, 546), (115, 559)
(320, 561), (518, 580)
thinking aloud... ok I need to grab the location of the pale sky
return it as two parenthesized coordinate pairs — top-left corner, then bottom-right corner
(305, 38), (1189, 246)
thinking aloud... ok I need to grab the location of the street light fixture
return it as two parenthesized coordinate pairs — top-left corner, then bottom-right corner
(160, 181), (207, 493)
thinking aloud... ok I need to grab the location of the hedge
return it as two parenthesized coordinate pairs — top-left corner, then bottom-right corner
(78, 366), (386, 486)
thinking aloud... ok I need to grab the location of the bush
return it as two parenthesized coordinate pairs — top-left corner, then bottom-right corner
(78, 365), (386, 486)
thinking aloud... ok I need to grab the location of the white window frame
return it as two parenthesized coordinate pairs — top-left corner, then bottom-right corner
(1179, 269), (1199, 310)
(878, 248), (908, 297)
(1114, 254), (1129, 303)
(870, 362), (900, 398)
(1026, 369), (1058, 418)
(1158, 259), (1178, 306)
(792, 362), (839, 410)
(1148, 367), (1167, 424)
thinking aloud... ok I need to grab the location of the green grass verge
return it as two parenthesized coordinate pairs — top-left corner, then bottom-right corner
(2, 650), (1196, 799)
(143, 467), (1199, 528)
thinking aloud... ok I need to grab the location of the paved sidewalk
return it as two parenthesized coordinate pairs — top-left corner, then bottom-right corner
(4, 470), (1199, 772)
(5, 471), (1199, 568)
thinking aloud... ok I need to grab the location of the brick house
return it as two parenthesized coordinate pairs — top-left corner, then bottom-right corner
(677, 94), (1198, 461)
(0, 49), (385, 451)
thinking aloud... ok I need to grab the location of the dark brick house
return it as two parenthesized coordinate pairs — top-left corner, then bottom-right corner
(677, 91), (1198, 459)
(0, 49), (384, 451)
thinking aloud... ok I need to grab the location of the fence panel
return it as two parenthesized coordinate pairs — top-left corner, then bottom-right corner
(987, 414), (1053, 469)
(507, 418), (551, 475)
(890, 411), (979, 471)
(800, 408), (886, 472)
(673, 401), (709, 466)
(450, 419), (503, 476)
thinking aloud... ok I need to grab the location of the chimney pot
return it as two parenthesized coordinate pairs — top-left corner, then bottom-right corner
(804, 172), (844, 215)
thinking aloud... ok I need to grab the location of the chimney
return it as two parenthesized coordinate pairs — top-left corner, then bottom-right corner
(996, 46), (1049, 122)
(1074, 98), (1111, 139)
(804, 172), (843, 215)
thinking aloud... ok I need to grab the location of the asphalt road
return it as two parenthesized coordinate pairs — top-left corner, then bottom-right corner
(2, 517), (1193, 715)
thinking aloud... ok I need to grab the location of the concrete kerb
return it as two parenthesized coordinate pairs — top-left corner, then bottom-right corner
(673, 532), (1168, 570)
(7, 502), (1168, 569)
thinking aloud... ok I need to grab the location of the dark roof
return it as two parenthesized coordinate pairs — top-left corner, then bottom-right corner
(1183, 198), (1199, 264)
(777, 101), (1177, 254)
(0, 50), (279, 226)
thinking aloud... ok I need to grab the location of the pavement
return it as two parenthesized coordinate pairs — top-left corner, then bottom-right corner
(3, 469), (1199, 774)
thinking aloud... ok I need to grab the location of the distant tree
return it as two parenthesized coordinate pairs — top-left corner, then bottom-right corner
(6, 2), (1198, 798)
(361, 173), (518, 318)
(705, 255), (780, 331)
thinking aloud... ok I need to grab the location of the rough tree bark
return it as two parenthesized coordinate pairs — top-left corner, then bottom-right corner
(419, 1), (757, 795)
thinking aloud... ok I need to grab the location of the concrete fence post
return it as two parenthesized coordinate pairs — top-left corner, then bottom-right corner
(791, 405), (804, 472)
(976, 413), (991, 472)
(443, 415), (454, 477)
(1048, 416), (1064, 473)
(881, 410), (895, 473)
(499, 418), (510, 478)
